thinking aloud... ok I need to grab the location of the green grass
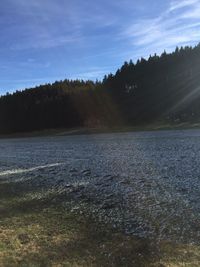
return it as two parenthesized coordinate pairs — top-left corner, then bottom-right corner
(1, 178), (200, 266)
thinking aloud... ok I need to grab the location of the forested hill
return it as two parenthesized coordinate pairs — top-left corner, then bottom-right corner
(1, 44), (200, 134)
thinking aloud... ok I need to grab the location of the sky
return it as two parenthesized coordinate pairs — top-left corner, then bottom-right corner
(1, 0), (200, 94)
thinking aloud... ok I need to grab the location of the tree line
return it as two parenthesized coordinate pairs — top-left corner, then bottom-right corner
(1, 44), (200, 133)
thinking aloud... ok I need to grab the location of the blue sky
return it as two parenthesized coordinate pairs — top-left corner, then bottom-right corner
(1, 0), (200, 94)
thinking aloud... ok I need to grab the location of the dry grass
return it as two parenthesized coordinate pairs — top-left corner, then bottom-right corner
(0, 179), (200, 267)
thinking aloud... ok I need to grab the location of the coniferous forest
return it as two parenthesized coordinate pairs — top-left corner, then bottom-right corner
(1, 44), (200, 134)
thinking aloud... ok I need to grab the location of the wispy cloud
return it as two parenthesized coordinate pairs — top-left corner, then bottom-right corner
(169, 0), (199, 12)
(7, 0), (117, 51)
(7, 0), (81, 50)
(123, 0), (200, 54)
(69, 67), (114, 80)
(11, 35), (81, 50)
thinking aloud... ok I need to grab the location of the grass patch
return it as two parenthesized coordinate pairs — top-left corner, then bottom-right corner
(1, 179), (200, 266)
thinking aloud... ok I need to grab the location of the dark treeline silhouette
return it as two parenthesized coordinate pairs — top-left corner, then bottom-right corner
(1, 44), (200, 134)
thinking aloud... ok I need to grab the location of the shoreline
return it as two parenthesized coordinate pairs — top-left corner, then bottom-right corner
(1, 121), (200, 139)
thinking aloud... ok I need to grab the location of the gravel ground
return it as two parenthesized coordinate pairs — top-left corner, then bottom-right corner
(1, 129), (200, 244)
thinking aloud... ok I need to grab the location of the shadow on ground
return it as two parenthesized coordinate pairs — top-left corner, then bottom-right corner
(1, 174), (200, 267)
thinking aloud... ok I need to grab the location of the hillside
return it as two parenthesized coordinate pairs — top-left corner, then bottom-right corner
(1, 44), (200, 134)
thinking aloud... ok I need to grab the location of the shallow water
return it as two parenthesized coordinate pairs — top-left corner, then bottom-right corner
(1, 129), (200, 243)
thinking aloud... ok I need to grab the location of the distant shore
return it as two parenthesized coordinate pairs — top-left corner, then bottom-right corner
(1, 121), (200, 139)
